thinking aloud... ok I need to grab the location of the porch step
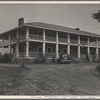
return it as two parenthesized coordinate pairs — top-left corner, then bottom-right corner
(71, 57), (89, 63)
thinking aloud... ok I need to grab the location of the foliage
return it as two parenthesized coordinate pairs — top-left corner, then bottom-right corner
(85, 54), (90, 62)
(96, 65), (100, 73)
(91, 10), (100, 22)
(34, 53), (47, 63)
(52, 57), (56, 63)
(0, 53), (13, 63)
(92, 55), (96, 63)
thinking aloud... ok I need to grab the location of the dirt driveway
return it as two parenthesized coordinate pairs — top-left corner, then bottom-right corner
(0, 63), (100, 95)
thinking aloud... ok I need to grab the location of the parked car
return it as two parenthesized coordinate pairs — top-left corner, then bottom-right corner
(57, 53), (70, 64)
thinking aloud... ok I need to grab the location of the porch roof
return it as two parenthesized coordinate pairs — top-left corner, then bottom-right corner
(25, 22), (100, 37)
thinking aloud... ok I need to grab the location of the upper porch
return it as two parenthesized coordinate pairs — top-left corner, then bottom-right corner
(0, 26), (100, 47)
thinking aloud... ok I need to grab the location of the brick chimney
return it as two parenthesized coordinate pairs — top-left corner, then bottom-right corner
(75, 28), (80, 30)
(18, 18), (24, 26)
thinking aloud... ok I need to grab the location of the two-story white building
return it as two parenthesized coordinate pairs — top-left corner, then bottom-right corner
(0, 18), (100, 62)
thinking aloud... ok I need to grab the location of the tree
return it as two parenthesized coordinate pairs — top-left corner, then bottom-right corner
(91, 10), (100, 22)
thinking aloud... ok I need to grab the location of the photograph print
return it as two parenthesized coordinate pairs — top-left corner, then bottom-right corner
(0, 4), (100, 96)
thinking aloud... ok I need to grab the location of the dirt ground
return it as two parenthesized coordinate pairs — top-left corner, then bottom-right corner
(0, 63), (100, 95)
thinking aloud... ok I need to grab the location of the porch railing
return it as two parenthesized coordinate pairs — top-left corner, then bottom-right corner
(98, 41), (100, 46)
(45, 53), (56, 58)
(29, 52), (42, 57)
(46, 36), (56, 41)
(29, 34), (43, 40)
(80, 54), (86, 58)
(29, 52), (56, 58)
(10, 37), (17, 43)
(70, 39), (78, 44)
(90, 55), (96, 59)
(19, 35), (26, 41)
(80, 41), (88, 45)
(0, 40), (10, 45)
(19, 52), (25, 57)
(0, 41), (3, 45)
(89, 42), (96, 46)
(3, 35), (26, 44)
(58, 38), (67, 43)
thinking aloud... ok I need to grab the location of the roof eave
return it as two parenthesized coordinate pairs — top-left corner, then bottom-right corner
(0, 25), (25, 36)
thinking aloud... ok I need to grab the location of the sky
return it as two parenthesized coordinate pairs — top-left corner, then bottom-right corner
(0, 4), (100, 35)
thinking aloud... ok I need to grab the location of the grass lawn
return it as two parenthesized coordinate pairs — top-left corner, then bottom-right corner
(0, 63), (100, 95)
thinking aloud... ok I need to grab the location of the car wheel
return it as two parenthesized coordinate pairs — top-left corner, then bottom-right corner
(68, 62), (70, 64)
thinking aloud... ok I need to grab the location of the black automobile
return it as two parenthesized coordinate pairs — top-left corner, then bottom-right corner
(57, 53), (70, 64)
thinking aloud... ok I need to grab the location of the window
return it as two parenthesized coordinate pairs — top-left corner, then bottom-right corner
(29, 45), (33, 51)
(58, 49), (61, 53)
(70, 50), (73, 54)
(47, 47), (52, 53)
(38, 46), (42, 52)
(47, 32), (52, 37)
(91, 51), (95, 55)
(46, 32), (52, 40)
(62, 35), (67, 39)
(38, 31), (42, 35)
(83, 50), (87, 55)
(63, 48), (67, 53)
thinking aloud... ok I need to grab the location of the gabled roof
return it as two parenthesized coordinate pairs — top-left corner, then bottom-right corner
(25, 22), (100, 37)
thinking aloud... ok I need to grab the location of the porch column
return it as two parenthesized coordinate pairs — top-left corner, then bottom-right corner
(56, 43), (58, 58)
(78, 35), (80, 44)
(2, 47), (4, 54)
(78, 46), (80, 58)
(56, 31), (58, 42)
(16, 43), (19, 57)
(26, 27), (29, 39)
(67, 45), (70, 55)
(25, 27), (29, 57)
(26, 41), (29, 57)
(96, 47), (99, 59)
(43, 29), (46, 40)
(68, 33), (70, 43)
(87, 47), (90, 57)
(2, 36), (4, 44)
(43, 42), (45, 55)
(8, 34), (11, 43)
(87, 36), (90, 57)
(16, 29), (19, 57)
(9, 45), (11, 53)
(88, 36), (90, 45)
(96, 38), (98, 46)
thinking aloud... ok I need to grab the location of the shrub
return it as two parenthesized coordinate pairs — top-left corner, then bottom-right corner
(0, 53), (13, 63)
(52, 57), (56, 63)
(92, 55), (96, 63)
(85, 54), (90, 62)
(39, 53), (47, 63)
(96, 65), (100, 72)
(34, 56), (40, 64)
(34, 53), (47, 63)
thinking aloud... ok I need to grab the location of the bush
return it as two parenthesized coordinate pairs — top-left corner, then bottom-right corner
(92, 55), (96, 63)
(52, 57), (56, 63)
(34, 53), (47, 64)
(96, 65), (100, 72)
(85, 54), (90, 62)
(0, 53), (13, 63)
(34, 57), (40, 64)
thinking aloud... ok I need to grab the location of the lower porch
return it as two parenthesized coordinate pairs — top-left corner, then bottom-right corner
(3, 41), (99, 63)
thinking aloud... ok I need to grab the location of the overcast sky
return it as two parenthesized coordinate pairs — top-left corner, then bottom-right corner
(0, 4), (100, 34)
